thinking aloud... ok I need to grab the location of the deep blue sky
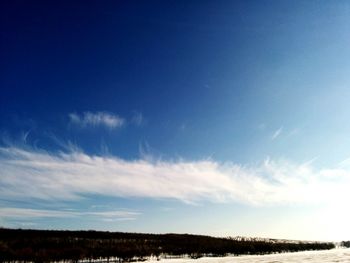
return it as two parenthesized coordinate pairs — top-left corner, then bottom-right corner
(2, 1), (350, 241)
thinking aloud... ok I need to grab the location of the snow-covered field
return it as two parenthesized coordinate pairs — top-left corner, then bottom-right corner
(147, 248), (350, 263)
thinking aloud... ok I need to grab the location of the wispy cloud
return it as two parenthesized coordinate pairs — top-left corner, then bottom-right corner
(288, 128), (300, 137)
(338, 157), (350, 168)
(69, 112), (125, 129)
(0, 207), (139, 221)
(1, 146), (349, 206)
(271, 126), (283, 140)
(131, 111), (145, 126)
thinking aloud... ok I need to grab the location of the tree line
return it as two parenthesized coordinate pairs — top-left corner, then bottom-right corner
(0, 228), (335, 263)
(341, 241), (350, 247)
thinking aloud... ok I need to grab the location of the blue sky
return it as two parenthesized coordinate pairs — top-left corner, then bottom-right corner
(1, 0), (350, 241)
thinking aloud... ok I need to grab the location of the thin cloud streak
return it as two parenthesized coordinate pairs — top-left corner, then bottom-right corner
(271, 126), (283, 140)
(0, 146), (349, 206)
(131, 111), (145, 126)
(0, 207), (140, 220)
(69, 112), (125, 129)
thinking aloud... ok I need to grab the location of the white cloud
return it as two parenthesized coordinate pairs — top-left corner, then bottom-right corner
(0, 146), (349, 206)
(271, 126), (283, 140)
(0, 207), (139, 220)
(69, 112), (125, 129)
(338, 157), (350, 168)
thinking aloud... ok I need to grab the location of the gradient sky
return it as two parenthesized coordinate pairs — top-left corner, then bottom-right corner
(1, 0), (350, 241)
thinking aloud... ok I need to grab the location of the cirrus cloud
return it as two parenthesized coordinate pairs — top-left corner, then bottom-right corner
(0, 207), (139, 221)
(0, 146), (349, 206)
(69, 112), (125, 129)
(271, 126), (283, 140)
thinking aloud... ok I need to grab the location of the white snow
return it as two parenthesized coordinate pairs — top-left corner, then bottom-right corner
(145, 248), (350, 263)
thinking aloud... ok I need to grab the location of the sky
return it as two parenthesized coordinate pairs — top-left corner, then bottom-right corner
(1, 0), (350, 242)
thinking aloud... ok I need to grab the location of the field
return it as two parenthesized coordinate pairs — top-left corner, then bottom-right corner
(147, 248), (350, 263)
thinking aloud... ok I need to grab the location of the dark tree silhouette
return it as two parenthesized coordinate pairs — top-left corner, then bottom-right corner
(0, 228), (335, 263)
